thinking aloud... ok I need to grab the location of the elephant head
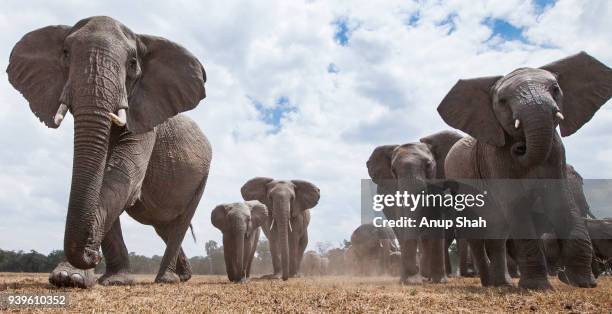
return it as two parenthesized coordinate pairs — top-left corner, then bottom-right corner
(211, 201), (268, 283)
(367, 130), (463, 194)
(241, 177), (320, 280)
(6, 16), (206, 269)
(437, 52), (612, 168)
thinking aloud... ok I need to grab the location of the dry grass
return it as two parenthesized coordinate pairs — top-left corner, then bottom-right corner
(0, 273), (611, 313)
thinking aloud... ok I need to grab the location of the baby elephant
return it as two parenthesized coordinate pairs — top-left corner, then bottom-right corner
(211, 201), (268, 283)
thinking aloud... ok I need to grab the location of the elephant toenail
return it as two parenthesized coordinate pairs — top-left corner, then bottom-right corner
(71, 274), (84, 287)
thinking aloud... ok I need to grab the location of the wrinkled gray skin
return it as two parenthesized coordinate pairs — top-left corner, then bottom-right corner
(439, 52), (612, 289)
(349, 223), (399, 276)
(544, 219), (612, 278)
(301, 251), (329, 276)
(367, 130), (463, 284)
(211, 201), (268, 283)
(241, 178), (320, 281)
(7, 16), (211, 288)
(565, 164), (596, 219)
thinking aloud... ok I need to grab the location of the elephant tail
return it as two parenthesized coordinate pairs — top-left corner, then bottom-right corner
(189, 224), (197, 243)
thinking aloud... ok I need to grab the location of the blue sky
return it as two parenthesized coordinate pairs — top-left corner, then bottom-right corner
(1, 0), (612, 258)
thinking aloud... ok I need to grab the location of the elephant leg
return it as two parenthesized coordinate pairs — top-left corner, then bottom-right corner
(458, 239), (475, 277)
(399, 239), (421, 285)
(290, 232), (308, 277)
(427, 238), (448, 283)
(260, 231), (282, 279)
(468, 239), (491, 286)
(444, 239), (453, 276)
(98, 218), (134, 286)
(153, 224), (192, 282)
(484, 239), (512, 286)
(153, 174), (206, 284)
(245, 232), (260, 279)
(514, 239), (551, 290)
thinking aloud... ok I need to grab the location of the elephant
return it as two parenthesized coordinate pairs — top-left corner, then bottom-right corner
(438, 52), (612, 289)
(7, 16), (211, 288)
(301, 251), (329, 276)
(211, 201), (268, 283)
(367, 130), (464, 284)
(349, 223), (399, 276)
(241, 178), (320, 280)
(543, 218), (612, 278)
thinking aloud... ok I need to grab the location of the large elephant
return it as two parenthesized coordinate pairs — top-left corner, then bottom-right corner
(367, 130), (463, 284)
(7, 16), (211, 288)
(438, 52), (612, 289)
(211, 201), (268, 283)
(349, 223), (399, 276)
(241, 178), (320, 280)
(543, 218), (612, 278)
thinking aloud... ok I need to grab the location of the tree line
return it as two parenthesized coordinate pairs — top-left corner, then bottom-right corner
(0, 240), (278, 275)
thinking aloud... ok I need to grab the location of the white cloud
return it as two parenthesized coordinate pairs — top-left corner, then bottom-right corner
(0, 0), (611, 258)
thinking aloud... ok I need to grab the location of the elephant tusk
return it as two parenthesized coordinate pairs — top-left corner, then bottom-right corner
(108, 109), (127, 126)
(288, 220), (293, 233)
(269, 219), (275, 231)
(54, 103), (69, 126)
(514, 119), (520, 129)
(556, 112), (565, 120)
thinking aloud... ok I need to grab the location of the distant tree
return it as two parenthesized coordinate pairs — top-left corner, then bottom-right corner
(205, 240), (219, 257)
(251, 239), (272, 275)
(342, 239), (351, 249)
(316, 241), (333, 256)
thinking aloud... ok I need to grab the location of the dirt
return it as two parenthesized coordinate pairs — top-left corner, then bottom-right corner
(0, 273), (610, 313)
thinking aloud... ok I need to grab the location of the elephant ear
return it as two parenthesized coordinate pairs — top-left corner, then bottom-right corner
(437, 76), (505, 146)
(420, 130), (463, 179)
(6, 25), (71, 128)
(540, 51), (612, 137)
(246, 200), (268, 228)
(292, 180), (320, 216)
(211, 204), (230, 232)
(128, 34), (206, 133)
(241, 177), (274, 204)
(366, 145), (398, 185)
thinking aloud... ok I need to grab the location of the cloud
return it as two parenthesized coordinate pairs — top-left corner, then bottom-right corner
(0, 0), (611, 258)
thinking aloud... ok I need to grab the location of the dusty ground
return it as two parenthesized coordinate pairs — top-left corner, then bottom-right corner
(0, 273), (611, 313)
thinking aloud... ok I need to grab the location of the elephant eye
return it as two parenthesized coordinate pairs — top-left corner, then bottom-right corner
(129, 58), (138, 67)
(550, 84), (561, 98)
(62, 48), (70, 59)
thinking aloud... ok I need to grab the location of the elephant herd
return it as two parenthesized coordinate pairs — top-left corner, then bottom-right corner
(7, 16), (612, 291)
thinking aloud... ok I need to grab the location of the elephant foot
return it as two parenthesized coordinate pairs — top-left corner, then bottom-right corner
(260, 273), (282, 280)
(490, 275), (514, 287)
(558, 269), (597, 288)
(460, 269), (477, 277)
(233, 277), (249, 284)
(49, 261), (96, 289)
(178, 271), (192, 282)
(98, 272), (134, 286)
(430, 275), (449, 284)
(518, 277), (553, 290)
(155, 271), (181, 284)
(400, 274), (423, 285)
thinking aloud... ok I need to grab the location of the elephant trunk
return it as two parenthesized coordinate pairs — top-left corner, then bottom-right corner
(512, 106), (554, 168)
(64, 108), (112, 269)
(273, 195), (291, 281)
(233, 223), (246, 282)
(63, 50), (122, 269)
